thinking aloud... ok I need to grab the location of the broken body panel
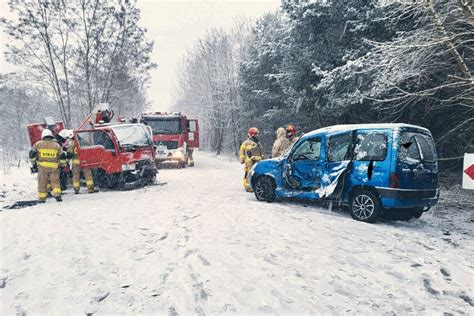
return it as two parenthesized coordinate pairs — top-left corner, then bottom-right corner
(250, 123), (439, 211)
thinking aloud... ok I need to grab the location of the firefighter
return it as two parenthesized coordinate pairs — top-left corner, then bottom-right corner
(239, 127), (264, 192)
(188, 148), (195, 167)
(29, 129), (66, 202)
(56, 129), (73, 191)
(286, 125), (298, 144)
(272, 127), (290, 158)
(68, 140), (96, 194)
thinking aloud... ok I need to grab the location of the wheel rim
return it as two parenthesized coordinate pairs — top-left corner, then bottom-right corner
(255, 179), (267, 200)
(352, 194), (375, 220)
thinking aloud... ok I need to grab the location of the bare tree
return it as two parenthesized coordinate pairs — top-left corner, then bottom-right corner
(1, 0), (156, 126)
(172, 20), (252, 154)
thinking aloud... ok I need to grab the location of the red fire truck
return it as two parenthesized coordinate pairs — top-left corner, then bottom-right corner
(141, 112), (199, 168)
(27, 104), (157, 190)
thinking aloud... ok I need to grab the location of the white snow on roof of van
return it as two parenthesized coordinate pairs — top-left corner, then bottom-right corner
(304, 123), (430, 138)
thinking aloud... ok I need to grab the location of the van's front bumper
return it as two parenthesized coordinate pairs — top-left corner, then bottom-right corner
(376, 187), (439, 209)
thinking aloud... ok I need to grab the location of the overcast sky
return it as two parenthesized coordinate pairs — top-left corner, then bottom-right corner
(0, 0), (280, 111)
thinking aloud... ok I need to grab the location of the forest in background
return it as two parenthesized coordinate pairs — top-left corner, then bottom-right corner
(0, 0), (155, 169)
(173, 0), (474, 172)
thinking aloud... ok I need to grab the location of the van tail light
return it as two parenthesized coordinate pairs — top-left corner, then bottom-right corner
(389, 172), (400, 188)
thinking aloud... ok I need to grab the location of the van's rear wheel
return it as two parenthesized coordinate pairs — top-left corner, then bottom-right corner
(254, 176), (276, 202)
(350, 191), (382, 223)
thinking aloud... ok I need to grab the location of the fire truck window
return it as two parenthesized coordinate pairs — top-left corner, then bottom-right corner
(145, 119), (181, 135)
(77, 133), (92, 147)
(93, 131), (114, 150)
(77, 131), (114, 150)
(188, 121), (196, 132)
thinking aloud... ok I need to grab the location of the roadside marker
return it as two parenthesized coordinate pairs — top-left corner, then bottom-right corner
(462, 153), (474, 190)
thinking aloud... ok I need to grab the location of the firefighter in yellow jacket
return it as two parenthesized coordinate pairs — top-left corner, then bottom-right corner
(239, 127), (264, 192)
(68, 141), (96, 194)
(29, 129), (66, 202)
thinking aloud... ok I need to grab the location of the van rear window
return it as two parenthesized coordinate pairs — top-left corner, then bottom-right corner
(354, 133), (387, 161)
(399, 132), (436, 163)
(415, 134), (436, 162)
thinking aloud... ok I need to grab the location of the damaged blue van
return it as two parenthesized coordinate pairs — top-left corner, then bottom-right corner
(249, 124), (439, 222)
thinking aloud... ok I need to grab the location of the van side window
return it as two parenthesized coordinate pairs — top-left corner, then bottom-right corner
(354, 133), (387, 161)
(327, 133), (352, 162)
(292, 138), (321, 161)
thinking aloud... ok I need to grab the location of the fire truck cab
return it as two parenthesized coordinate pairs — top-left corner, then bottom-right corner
(27, 104), (158, 191)
(74, 104), (157, 189)
(141, 112), (199, 168)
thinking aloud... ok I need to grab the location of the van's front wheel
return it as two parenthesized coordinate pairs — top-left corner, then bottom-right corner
(254, 176), (276, 202)
(350, 191), (382, 223)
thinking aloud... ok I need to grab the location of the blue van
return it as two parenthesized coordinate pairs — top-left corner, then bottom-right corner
(249, 124), (439, 222)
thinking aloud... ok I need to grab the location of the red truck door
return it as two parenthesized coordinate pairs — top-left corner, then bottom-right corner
(27, 121), (65, 146)
(75, 129), (119, 173)
(186, 119), (199, 148)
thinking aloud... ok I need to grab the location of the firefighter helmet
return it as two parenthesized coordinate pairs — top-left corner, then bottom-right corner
(248, 127), (260, 137)
(41, 129), (53, 139)
(58, 129), (73, 139)
(286, 125), (297, 137)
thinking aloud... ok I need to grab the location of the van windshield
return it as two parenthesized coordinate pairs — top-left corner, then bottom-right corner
(399, 132), (436, 163)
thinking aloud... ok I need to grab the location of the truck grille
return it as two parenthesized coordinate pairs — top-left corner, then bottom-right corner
(156, 141), (179, 150)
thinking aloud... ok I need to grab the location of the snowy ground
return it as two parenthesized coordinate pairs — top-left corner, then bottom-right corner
(1, 152), (473, 315)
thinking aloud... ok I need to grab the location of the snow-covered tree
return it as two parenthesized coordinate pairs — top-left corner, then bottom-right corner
(1, 0), (155, 127)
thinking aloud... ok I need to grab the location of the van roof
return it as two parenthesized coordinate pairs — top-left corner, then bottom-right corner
(304, 123), (430, 138)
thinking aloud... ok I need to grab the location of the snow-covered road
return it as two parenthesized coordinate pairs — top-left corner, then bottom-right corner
(1, 152), (473, 314)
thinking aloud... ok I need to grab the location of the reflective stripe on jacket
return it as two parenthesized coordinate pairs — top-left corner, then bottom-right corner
(68, 142), (81, 165)
(31, 139), (63, 169)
